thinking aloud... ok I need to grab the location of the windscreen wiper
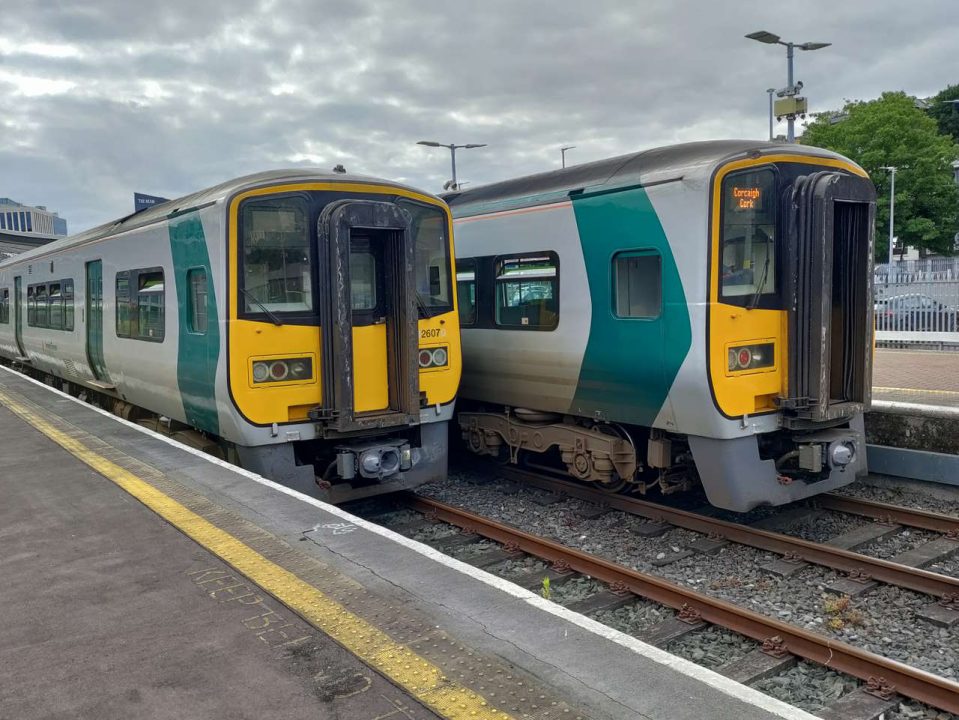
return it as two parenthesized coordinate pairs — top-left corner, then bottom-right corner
(240, 287), (284, 326)
(416, 293), (436, 318)
(747, 250), (771, 310)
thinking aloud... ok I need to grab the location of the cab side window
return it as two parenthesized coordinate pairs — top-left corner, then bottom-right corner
(613, 251), (661, 318)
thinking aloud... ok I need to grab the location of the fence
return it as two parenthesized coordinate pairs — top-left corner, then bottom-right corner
(873, 263), (959, 349)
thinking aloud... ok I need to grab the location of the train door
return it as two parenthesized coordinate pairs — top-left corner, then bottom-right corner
(317, 200), (419, 432)
(349, 235), (389, 412)
(85, 260), (110, 383)
(13, 276), (26, 358)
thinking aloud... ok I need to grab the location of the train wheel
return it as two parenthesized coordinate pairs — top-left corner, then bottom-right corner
(591, 423), (631, 493)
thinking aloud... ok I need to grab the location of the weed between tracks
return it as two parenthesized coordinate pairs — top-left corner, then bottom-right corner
(822, 594), (865, 631)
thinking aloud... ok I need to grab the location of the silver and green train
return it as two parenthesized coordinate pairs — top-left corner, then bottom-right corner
(447, 140), (876, 511)
(0, 169), (462, 502)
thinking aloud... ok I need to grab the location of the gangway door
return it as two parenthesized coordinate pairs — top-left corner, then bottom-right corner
(784, 172), (875, 422)
(312, 200), (420, 433)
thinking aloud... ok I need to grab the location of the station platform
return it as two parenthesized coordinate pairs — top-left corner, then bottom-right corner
(0, 366), (815, 720)
(873, 348), (959, 408)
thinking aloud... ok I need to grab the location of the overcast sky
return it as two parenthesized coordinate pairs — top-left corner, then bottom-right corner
(2, 0), (957, 232)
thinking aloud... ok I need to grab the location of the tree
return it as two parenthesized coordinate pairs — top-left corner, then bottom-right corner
(801, 91), (959, 258)
(927, 83), (959, 144)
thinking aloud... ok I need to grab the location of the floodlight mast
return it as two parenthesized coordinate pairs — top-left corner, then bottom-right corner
(746, 31), (831, 143)
(417, 140), (488, 190)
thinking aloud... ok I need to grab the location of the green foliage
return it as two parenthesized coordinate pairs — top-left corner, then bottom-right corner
(928, 83), (959, 144)
(801, 91), (959, 258)
(541, 576), (551, 600)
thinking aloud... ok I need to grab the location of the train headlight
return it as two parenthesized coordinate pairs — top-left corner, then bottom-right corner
(727, 342), (775, 373)
(418, 346), (449, 370)
(251, 357), (313, 384)
(252, 362), (270, 383)
(289, 359), (310, 379)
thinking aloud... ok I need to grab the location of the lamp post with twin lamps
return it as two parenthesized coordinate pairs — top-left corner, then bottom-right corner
(416, 140), (487, 190)
(746, 31), (830, 143)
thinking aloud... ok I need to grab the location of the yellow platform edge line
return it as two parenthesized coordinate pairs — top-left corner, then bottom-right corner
(0, 389), (513, 720)
(873, 386), (959, 397)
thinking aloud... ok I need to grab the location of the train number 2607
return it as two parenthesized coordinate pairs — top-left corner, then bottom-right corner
(420, 328), (446, 339)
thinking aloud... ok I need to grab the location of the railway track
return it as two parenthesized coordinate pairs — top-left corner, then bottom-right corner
(391, 492), (959, 716)
(493, 466), (959, 602)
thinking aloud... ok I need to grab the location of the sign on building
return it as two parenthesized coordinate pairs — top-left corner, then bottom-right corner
(134, 192), (170, 214)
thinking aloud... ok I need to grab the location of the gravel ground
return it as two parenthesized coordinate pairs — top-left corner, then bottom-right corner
(836, 478), (959, 517)
(750, 661), (858, 713)
(447, 538), (500, 562)
(665, 627), (757, 670)
(787, 511), (870, 543)
(887, 700), (958, 719)
(547, 576), (605, 605)
(591, 600), (673, 636)
(418, 472), (959, 683)
(410, 522), (460, 543)
(493, 555), (550, 583)
(855, 528), (940, 560)
(929, 556), (959, 578)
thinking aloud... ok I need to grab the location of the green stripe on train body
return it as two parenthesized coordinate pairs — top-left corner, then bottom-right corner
(168, 211), (220, 435)
(570, 187), (692, 426)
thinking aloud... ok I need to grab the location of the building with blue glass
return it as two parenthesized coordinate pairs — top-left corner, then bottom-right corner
(0, 198), (67, 236)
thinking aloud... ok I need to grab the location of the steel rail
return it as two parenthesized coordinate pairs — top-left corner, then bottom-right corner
(819, 493), (959, 535)
(495, 467), (959, 599)
(404, 495), (959, 714)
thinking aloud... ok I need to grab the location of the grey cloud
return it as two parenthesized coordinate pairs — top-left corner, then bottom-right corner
(1, 0), (957, 231)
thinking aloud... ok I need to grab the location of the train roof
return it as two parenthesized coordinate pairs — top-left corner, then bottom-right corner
(443, 139), (857, 216)
(0, 169), (441, 268)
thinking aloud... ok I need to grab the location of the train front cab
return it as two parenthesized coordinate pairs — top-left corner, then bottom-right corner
(225, 182), (461, 502)
(692, 154), (876, 511)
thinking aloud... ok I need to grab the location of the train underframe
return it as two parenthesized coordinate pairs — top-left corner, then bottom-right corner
(458, 405), (865, 511)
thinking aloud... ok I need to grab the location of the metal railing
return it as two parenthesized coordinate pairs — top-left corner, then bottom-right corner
(873, 263), (959, 349)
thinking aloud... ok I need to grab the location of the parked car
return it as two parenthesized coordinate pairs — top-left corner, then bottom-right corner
(874, 293), (958, 331)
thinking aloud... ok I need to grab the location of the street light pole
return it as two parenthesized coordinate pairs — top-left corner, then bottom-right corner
(766, 88), (775, 140)
(417, 140), (488, 190)
(746, 31), (830, 144)
(561, 145), (576, 168)
(880, 166), (897, 265)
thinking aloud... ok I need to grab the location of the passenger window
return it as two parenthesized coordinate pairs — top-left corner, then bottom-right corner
(27, 286), (35, 326)
(64, 280), (74, 331)
(456, 260), (476, 326)
(187, 268), (208, 334)
(137, 271), (165, 341)
(49, 283), (63, 330)
(0, 288), (8, 324)
(116, 268), (164, 341)
(116, 272), (132, 337)
(613, 252), (661, 318)
(239, 196), (312, 315)
(494, 253), (559, 330)
(35, 285), (48, 328)
(350, 252), (377, 311)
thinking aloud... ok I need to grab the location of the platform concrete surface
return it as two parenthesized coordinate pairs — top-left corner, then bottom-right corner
(0, 402), (441, 720)
(0, 366), (817, 720)
(873, 348), (959, 407)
